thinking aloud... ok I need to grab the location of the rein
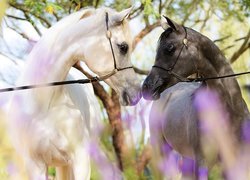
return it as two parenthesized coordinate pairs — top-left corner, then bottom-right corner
(188, 71), (250, 82)
(0, 12), (132, 93)
(152, 26), (250, 83)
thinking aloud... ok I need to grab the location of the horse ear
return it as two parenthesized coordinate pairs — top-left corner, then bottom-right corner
(112, 6), (133, 24)
(161, 15), (179, 31)
(79, 10), (93, 20)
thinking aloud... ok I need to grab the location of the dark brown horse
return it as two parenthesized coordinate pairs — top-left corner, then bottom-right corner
(142, 16), (250, 173)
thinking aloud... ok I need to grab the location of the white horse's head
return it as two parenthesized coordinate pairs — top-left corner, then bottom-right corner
(68, 7), (141, 106)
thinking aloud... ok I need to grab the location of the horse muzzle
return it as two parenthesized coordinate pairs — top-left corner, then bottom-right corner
(121, 88), (142, 106)
(142, 77), (166, 100)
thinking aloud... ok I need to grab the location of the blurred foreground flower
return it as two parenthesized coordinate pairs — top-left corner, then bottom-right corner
(194, 89), (250, 179)
(88, 141), (121, 180)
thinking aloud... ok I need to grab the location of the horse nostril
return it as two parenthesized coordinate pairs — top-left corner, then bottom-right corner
(142, 83), (149, 91)
(122, 91), (130, 105)
(121, 90), (141, 106)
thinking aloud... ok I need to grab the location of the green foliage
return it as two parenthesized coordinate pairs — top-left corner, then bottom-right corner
(141, 0), (160, 23)
(100, 125), (116, 161)
(216, 0), (245, 21)
(122, 149), (138, 180)
(48, 167), (56, 177)
(108, 0), (132, 11)
(208, 164), (223, 180)
(0, 0), (8, 22)
(240, 0), (250, 16)
(90, 162), (102, 180)
(24, 0), (45, 15)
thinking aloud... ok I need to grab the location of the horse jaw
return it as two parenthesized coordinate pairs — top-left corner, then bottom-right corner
(104, 72), (141, 106)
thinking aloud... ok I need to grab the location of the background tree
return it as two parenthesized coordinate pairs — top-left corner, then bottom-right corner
(0, 0), (249, 179)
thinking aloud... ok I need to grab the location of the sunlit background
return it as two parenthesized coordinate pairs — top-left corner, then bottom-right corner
(0, 0), (250, 179)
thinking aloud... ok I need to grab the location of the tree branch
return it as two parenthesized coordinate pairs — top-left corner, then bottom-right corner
(222, 45), (235, 52)
(181, 0), (199, 25)
(136, 144), (152, 175)
(24, 13), (42, 36)
(159, 0), (162, 15)
(72, 62), (127, 170)
(234, 36), (248, 42)
(6, 14), (26, 21)
(129, 4), (144, 20)
(230, 29), (250, 63)
(132, 20), (160, 50)
(200, 6), (212, 32)
(213, 35), (231, 43)
(161, 0), (175, 11)
(5, 22), (30, 40)
(94, 0), (100, 8)
(9, 2), (52, 28)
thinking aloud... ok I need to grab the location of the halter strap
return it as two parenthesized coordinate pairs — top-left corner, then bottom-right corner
(105, 12), (118, 70)
(105, 12), (133, 72)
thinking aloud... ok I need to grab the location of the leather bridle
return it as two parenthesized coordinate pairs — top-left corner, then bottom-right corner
(88, 12), (134, 81)
(152, 26), (191, 82)
(151, 27), (250, 83)
(105, 12), (133, 73)
(87, 12), (134, 81)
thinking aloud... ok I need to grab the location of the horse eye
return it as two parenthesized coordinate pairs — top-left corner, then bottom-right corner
(118, 42), (129, 55)
(163, 43), (175, 56)
(166, 44), (175, 52)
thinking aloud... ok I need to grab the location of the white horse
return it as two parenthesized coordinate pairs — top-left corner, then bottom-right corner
(7, 7), (141, 179)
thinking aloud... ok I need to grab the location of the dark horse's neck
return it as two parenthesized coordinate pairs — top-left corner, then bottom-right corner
(198, 32), (249, 137)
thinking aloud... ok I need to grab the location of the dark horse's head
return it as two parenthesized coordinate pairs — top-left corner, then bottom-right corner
(142, 16), (201, 100)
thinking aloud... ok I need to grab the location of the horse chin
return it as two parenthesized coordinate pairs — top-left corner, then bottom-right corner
(142, 85), (164, 101)
(120, 90), (141, 106)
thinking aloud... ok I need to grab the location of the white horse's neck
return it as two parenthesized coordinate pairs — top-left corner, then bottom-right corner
(19, 8), (107, 110)
(23, 9), (101, 83)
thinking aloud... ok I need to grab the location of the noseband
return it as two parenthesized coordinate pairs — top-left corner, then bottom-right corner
(152, 27), (191, 82)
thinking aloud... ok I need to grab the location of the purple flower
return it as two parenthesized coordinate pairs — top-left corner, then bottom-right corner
(198, 167), (208, 180)
(194, 89), (220, 112)
(159, 152), (180, 177)
(179, 157), (196, 175)
(7, 163), (17, 176)
(88, 141), (121, 180)
(241, 120), (250, 143)
(161, 143), (172, 155)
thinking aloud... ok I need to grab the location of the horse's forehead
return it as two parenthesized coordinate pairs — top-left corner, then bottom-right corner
(113, 22), (132, 43)
(164, 31), (181, 41)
